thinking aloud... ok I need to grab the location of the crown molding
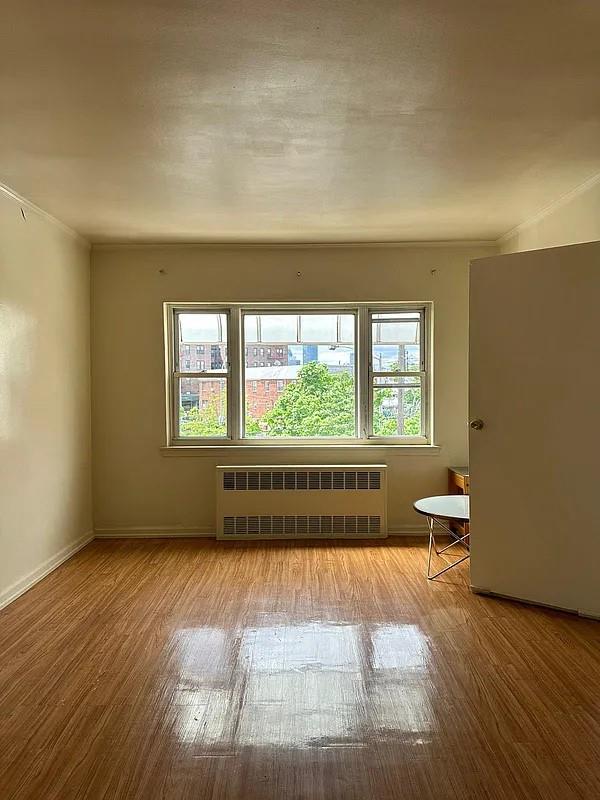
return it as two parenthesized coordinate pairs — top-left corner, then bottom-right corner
(91, 239), (497, 251)
(0, 180), (89, 249)
(497, 170), (600, 246)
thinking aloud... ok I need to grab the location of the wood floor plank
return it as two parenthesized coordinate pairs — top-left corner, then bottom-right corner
(0, 538), (598, 800)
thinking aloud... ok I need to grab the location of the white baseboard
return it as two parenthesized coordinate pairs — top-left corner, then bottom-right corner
(0, 531), (94, 612)
(471, 585), (600, 620)
(94, 526), (216, 538)
(578, 610), (600, 621)
(95, 525), (427, 539)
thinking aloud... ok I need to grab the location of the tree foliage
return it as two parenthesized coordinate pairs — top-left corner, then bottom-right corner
(180, 361), (421, 438)
(372, 385), (421, 436)
(260, 362), (355, 437)
(180, 399), (226, 437)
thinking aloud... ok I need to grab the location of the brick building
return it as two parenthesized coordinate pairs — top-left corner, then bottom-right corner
(245, 343), (289, 367)
(179, 339), (354, 425)
(244, 366), (300, 417)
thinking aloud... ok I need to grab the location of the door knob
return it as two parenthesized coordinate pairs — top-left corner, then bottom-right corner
(470, 418), (484, 430)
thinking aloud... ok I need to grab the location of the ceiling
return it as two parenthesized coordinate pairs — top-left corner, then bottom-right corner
(1, 0), (599, 243)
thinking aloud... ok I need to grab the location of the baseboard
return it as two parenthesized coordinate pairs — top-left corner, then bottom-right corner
(0, 531), (94, 611)
(470, 585), (599, 620)
(94, 526), (216, 538)
(388, 524), (428, 536)
(94, 525), (425, 539)
(578, 609), (600, 621)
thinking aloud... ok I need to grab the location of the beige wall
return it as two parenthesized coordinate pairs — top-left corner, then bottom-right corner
(0, 191), (92, 607)
(500, 174), (600, 253)
(91, 243), (495, 535)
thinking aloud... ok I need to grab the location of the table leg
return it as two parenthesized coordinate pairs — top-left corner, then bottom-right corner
(427, 516), (435, 578)
(426, 515), (470, 580)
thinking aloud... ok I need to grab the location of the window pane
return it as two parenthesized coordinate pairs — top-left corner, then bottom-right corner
(372, 343), (420, 372)
(372, 309), (421, 374)
(178, 313), (228, 371)
(244, 313), (356, 438)
(179, 313), (227, 343)
(178, 378), (227, 438)
(373, 319), (419, 344)
(339, 314), (355, 342)
(300, 314), (337, 342)
(178, 345), (227, 372)
(243, 314), (260, 342)
(372, 386), (421, 437)
(261, 315), (298, 342)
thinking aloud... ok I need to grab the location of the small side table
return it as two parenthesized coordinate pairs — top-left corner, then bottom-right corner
(413, 495), (470, 580)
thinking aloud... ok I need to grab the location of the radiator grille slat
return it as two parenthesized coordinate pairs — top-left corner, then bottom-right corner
(223, 469), (383, 491)
(369, 471), (381, 489)
(222, 515), (383, 537)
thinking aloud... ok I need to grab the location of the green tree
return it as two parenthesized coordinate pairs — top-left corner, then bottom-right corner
(247, 361), (421, 438)
(372, 385), (421, 436)
(181, 363), (421, 438)
(258, 361), (355, 437)
(180, 398), (227, 437)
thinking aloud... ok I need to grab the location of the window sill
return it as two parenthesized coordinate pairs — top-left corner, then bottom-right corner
(160, 443), (441, 457)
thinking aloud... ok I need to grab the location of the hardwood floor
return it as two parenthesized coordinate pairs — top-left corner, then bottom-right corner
(0, 538), (598, 800)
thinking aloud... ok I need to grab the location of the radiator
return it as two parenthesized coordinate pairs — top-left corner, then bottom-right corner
(216, 465), (387, 540)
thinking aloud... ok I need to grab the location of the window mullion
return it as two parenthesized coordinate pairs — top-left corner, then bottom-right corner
(230, 307), (242, 441)
(166, 308), (178, 444)
(359, 306), (370, 439)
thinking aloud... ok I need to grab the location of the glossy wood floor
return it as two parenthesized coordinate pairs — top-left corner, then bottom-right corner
(0, 538), (599, 800)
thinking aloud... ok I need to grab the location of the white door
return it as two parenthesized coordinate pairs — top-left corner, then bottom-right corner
(469, 241), (600, 618)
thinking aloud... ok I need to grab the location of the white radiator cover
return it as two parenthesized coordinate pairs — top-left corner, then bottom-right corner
(216, 464), (387, 540)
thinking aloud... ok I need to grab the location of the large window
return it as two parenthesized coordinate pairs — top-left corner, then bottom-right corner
(166, 304), (430, 445)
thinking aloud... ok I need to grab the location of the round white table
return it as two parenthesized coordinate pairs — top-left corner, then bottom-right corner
(413, 495), (470, 580)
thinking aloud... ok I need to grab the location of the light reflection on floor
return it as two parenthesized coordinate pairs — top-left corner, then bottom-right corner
(170, 622), (433, 748)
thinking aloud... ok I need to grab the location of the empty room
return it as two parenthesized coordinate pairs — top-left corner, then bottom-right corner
(1, 1), (599, 799)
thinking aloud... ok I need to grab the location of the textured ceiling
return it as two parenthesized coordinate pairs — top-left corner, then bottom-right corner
(1, 0), (599, 242)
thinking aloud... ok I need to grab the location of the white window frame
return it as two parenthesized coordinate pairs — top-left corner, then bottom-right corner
(166, 306), (232, 442)
(164, 302), (431, 446)
(367, 307), (428, 441)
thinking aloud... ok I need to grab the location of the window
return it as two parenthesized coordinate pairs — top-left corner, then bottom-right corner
(166, 304), (429, 444)
(370, 310), (424, 437)
(171, 310), (229, 439)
